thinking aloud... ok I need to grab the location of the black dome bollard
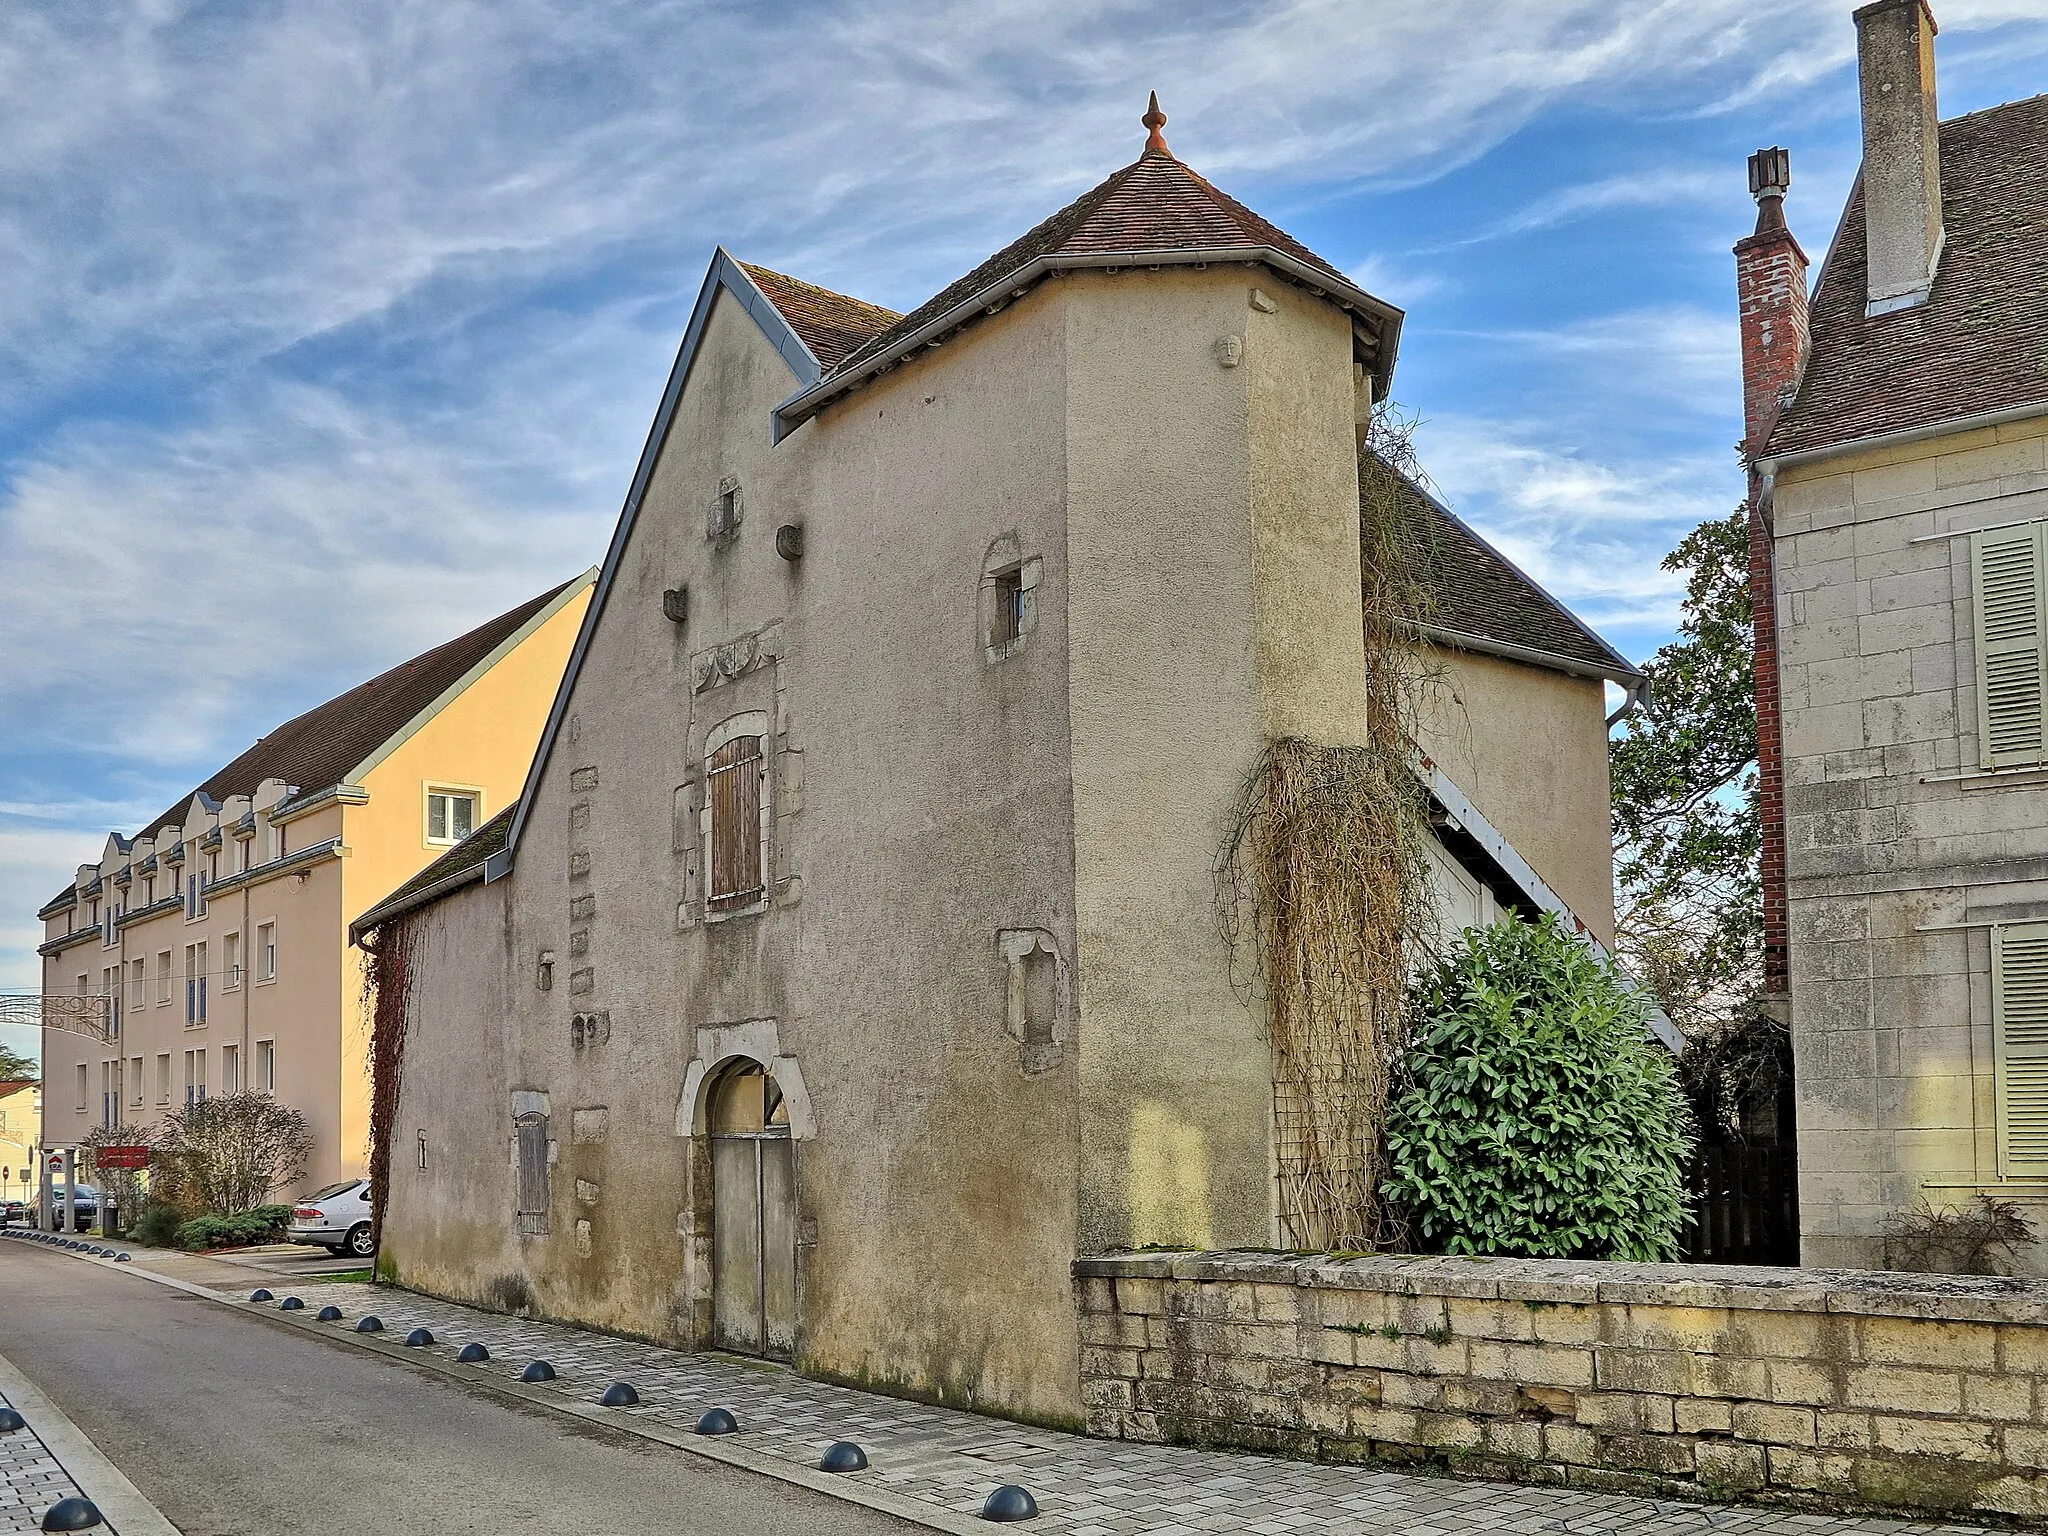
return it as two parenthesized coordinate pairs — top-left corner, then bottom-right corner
(519, 1361), (556, 1383)
(0, 1408), (24, 1433)
(316, 1306), (343, 1322)
(40, 1497), (103, 1532)
(404, 1328), (434, 1347)
(278, 1297), (304, 1311)
(598, 1382), (639, 1408)
(819, 1441), (868, 1473)
(249, 1289), (273, 1302)
(355, 1316), (383, 1333)
(980, 1486), (1038, 1523)
(456, 1343), (490, 1363)
(115, 1253), (131, 1263)
(694, 1407), (739, 1435)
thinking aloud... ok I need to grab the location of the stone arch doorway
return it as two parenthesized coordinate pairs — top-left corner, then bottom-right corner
(707, 1059), (796, 1359)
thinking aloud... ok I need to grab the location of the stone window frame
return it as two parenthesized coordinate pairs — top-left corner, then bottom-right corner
(708, 475), (743, 543)
(701, 710), (772, 923)
(980, 533), (1044, 664)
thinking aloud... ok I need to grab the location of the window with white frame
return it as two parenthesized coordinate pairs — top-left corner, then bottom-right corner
(128, 959), (145, 1013)
(223, 931), (242, 990)
(184, 943), (206, 1025)
(257, 922), (276, 982)
(155, 1052), (170, 1105)
(185, 868), (207, 920)
(156, 950), (172, 1005)
(221, 1043), (239, 1096)
(183, 1048), (205, 1107)
(102, 966), (119, 1041)
(704, 715), (769, 917)
(74, 1062), (87, 1111)
(129, 1055), (143, 1108)
(425, 788), (478, 846)
(255, 1038), (275, 1093)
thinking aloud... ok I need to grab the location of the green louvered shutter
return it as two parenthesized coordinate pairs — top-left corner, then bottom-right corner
(1973, 523), (2048, 768)
(1994, 922), (2048, 1176)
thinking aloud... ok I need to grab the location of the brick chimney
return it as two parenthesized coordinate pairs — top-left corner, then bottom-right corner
(1855, 0), (1944, 315)
(1735, 146), (1809, 1000)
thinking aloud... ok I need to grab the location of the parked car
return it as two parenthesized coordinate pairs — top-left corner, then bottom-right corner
(1, 1199), (26, 1225)
(287, 1180), (375, 1258)
(37, 1185), (100, 1231)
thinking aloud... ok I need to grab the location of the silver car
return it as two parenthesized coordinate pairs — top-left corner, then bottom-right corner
(287, 1179), (375, 1258)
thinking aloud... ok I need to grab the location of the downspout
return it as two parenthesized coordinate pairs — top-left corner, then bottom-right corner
(1605, 675), (1653, 730)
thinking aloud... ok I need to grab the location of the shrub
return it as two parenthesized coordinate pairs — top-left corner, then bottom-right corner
(1382, 914), (1692, 1261)
(129, 1199), (186, 1248)
(154, 1092), (314, 1214)
(175, 1203), (294, 1252)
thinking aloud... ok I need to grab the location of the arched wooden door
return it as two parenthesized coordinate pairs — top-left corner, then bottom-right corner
(708, 1062), (796, 1359)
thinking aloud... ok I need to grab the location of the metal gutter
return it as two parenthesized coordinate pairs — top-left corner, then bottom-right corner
(1411, 622), (1644, 687)
(1760, 397), (2048, 476)
(774, 244), (1405, 433)
(269, 784), (370, 826)
(1421, 756), (1682, 1053)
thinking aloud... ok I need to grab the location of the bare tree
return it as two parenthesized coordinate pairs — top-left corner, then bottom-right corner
(154, 1093), (314, 1214)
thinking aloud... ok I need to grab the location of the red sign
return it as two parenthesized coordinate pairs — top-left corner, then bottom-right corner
(93, 1146), (150, 1170)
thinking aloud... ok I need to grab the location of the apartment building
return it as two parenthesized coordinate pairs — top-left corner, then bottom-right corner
(37, 574), (592, 1193)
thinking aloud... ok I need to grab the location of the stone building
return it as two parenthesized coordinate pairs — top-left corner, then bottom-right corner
(1740, 0), (2048, 1265)
(353, 103), (1641, 1423)
(35, 576), (591, 1203)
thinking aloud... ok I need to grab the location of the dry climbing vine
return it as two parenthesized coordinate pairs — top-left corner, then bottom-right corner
(361, 914), (419, 1252)
(1218, 408), (1442, 1252)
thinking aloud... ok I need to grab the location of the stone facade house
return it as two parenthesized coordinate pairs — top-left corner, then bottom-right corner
(35, 576), (591, 1200)
(1741, 0), (2048, 1266)
(353, 104), (1642, 1424)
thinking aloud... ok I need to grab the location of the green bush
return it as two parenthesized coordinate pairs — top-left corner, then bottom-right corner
(1382, 914), (1692, 1261)
(129, 1200), (185, 1248)
(174, 1203), (294, 1252)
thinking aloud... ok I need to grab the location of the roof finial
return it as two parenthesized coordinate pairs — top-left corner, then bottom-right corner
(1141, 90), (1170, 157)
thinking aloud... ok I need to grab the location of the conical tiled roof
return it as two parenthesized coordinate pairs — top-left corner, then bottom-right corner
(775, 106), (1401, 431)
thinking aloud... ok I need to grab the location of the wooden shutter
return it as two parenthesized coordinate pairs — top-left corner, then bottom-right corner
(707, 735), (764, 912)
(1973, 523), (2048, 768)
(1994, 922), (2048, 1176)
(516, 1116), (550, 1234)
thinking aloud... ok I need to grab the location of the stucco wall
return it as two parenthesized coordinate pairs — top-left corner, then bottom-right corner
(1079, 1248), (2048, 1521)
(1414, 650), (1617, 943)
(1772, 412), (2048, 1267)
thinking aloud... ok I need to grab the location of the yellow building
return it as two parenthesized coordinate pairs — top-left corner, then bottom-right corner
(36, 573), (593, 1196)
(1, 1080), (40, 1208)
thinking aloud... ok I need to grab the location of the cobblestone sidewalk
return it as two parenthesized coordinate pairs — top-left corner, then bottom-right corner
(0, 1392), (86, 1536)
(198, 1278), (1987, 1536)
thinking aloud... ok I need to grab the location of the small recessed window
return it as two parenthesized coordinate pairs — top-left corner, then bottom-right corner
(990, 567), (1025, 650)
(427, 790), (478, 845)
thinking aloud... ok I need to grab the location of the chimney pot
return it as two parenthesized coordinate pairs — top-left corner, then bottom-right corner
(1854, 0), (1944, 315)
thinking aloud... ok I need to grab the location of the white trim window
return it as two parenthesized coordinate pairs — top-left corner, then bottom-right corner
(223, 930), (242, 990)
(255, 1038), (276, 1094)
(257, 921), (277, 983)
(425, 787), (479, 846)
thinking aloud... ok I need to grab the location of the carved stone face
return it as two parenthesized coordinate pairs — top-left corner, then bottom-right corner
(1214, 335), (1244, 368)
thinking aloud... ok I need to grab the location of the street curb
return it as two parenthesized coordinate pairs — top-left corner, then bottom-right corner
(0, 1346), (183, 1536)
(7, 1238), (987, 1534)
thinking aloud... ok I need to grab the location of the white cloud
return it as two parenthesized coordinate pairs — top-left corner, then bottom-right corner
(1439, 306), (1742, 420)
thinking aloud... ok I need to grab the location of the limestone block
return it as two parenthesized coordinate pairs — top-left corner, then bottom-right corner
(1911, 643), (1957, 694)
(1784, 702), (1866, 761)
(1675, 1398), (1733, 1434)
(1936, 438), (2045, 489)
(1080, 1311), (1151, 1349)
(1871, 1413), (1997, 1460)
(1524, 1304), (1602, 1347)
(1853, 458), (1940, 504)
(1379, 1373), (1446, 1410)
(1081, 1377), (1134, 1412)
(1470, 1340), (1594, 1388)
(1542, 1423), (1600, 1465)
(1352, 1405), (1421, 1445)
(1441, 1378), (1522, 1417)
(1842, 1364), (1962, 1414)
(1962, 1371), (2035, 1424)
(1724, 1307), (1824, 1360)
(1765, 1444), (1857, 1495)
(1080, 1345), (1141, 1381)
(1732, 1402), (1817, 1446)
(2000, 1326), (2048, 1374)
(1445, 1298), (1537, 1343)
(1814, 1409), (1873, 1449)
(1412, 1411), (1484, 1450)
(1483, 1419), (1544, 1459)
(1621, 1306), (1731, 1353)
(1863, 689), (1957, 748)
(1116, 1277), (1165, 1314)
(1573, 1393), (1647, 1431)
(1307, 1328), (1356, 1367)
(1314, 1289), (1387, 1333)
(2001, 1424), (2048, 1471)
(1597, 1432), (1696, 1476)
(1251, 1283), (1301, 1323)
(1693, 1354), (1770, 1400)
(1765, 1360), (1838, 1407)
(1776, 470), (1855, 519)
(1076, 1277), (1116, 1315)
(1696, 1440), (1768, 1492)
(1978, 1472), (2048, 1520)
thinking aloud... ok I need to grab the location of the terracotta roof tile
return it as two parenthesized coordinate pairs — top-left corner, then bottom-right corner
(1389, 465), (1639, 681)
(44, 579), (580, 910)
(832, 151), (1355, 380)
(1767, 94), (2048, 459)
(739, 264), (899, 370)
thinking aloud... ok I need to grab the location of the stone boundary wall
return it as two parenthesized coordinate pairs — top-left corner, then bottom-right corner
(1075, 1250), (2048, 1521)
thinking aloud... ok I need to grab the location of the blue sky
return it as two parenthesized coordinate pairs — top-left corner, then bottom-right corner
(4, 0), (2048, 1057)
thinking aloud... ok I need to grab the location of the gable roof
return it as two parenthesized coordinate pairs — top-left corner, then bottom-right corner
(42, 575), (591, 913)
(739, 264), (899, 370)
(775, 140), (1402, 433)
(1765, 93), (2048, 463)
(350, 802), (514, 943)
(1390, 465), (1642, 685)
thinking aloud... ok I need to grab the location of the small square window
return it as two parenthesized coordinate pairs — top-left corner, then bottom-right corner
(427, 790), (478, 845)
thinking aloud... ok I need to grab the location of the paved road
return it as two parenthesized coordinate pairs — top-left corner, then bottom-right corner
(0, 1242), (909, 1536)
